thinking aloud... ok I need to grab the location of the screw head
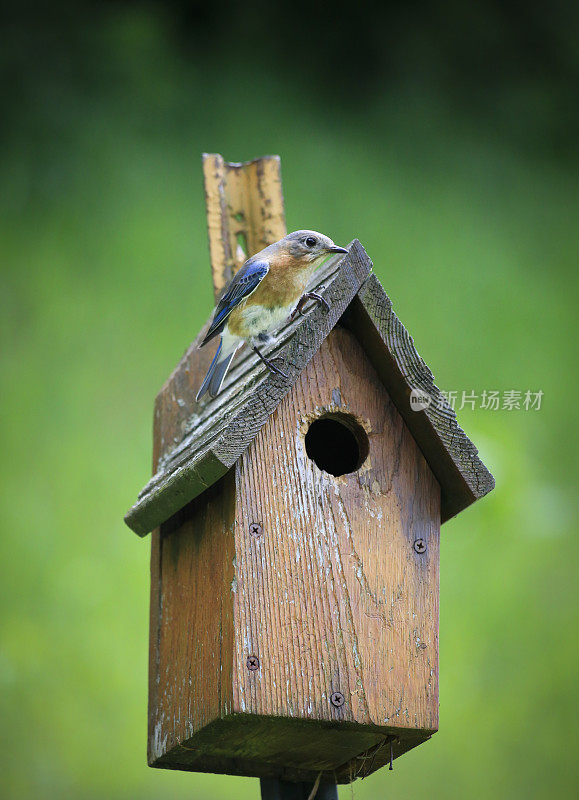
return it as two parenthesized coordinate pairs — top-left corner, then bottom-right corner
(330, 691), (345, 708)
(413, 538), (427, 554)
(247, 655), (260, 671)
(249, 522), (262, 537)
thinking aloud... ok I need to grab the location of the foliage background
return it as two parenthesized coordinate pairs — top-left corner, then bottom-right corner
(1, 2), (577, 798)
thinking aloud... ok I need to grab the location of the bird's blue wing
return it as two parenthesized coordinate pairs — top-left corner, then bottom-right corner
(201, 259), (269, 345)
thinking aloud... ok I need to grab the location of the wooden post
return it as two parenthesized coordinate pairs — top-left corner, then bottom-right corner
(202, 154), (286, 299)
(260, 777), (338, 800)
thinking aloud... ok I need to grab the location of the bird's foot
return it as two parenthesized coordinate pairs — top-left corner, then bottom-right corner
(265, 357), (287, 377)
(290, 287), (329, 320)
(305, 290), (330, 312)
(252, 346), (288, 378)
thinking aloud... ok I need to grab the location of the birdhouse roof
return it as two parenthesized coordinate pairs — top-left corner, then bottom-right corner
(125, 240), (494, 536)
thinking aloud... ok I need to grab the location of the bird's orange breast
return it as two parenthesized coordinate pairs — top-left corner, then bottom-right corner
(226, 255), (312, 337)
(251, 255), (311, 307)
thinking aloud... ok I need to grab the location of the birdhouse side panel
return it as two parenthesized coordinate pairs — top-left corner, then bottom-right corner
(232, 327), (440, 733)
(147, 473), (236, 765)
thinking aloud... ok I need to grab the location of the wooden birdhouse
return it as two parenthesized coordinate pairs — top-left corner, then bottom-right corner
(125, 154), (494, 789)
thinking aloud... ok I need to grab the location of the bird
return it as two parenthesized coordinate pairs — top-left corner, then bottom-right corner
(196, 230), (348, 401)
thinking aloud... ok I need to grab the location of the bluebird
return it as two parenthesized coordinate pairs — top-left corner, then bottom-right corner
(196, 230), (348, 401)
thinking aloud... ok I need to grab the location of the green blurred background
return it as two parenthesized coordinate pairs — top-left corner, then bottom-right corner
(1, 2), (577, 798)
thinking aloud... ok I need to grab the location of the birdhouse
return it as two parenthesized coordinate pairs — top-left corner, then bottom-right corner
(125, 154), (494, 788)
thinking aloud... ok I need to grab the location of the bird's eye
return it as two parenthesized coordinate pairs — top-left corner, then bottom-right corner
(305, 236), (317, 248)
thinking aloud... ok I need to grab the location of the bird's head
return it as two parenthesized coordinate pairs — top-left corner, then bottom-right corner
(281, 230), (348, 266)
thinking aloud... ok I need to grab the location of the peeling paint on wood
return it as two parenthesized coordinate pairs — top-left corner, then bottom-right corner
(202, 154), (286, 300)
(233, 328), (440, 733)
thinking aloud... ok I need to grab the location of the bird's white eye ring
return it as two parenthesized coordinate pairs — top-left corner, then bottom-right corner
(305, 236), (317, 248)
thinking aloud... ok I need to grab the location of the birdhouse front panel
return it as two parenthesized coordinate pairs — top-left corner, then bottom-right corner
(233, 326), (440, 732)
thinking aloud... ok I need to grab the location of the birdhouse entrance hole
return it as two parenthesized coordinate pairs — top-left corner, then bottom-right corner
(304, 413), (369, 476)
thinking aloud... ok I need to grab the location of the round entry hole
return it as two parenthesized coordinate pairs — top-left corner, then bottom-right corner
(305, 414), (369, 476)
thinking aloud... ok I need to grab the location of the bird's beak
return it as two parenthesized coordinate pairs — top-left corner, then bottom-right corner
(327, 246), (348, 254)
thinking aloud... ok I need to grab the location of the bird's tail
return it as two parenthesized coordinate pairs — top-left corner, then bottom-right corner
(196, 339), (239, 401)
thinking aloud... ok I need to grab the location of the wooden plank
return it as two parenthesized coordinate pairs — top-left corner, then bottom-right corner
(343, 274), (495, 521)
(147, 338), (238, 767)
(148, 473), (237, 765)
(233, 327), (440, 734)
(202, 154), (286, 300)
(125, 241), (372, 536)
(150, 714), (429, 783)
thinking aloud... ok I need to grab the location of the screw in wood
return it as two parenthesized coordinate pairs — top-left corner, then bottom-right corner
(249, 522), (263, 537)
(247, 655), (260, 671)
(330, 691), (345, 708)
(413, 538), (427, 554)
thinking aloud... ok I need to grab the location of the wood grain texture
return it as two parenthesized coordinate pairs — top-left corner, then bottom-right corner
(202, 154), (286, 300)
(148, 328), (440, 782)
(148, 474), (236, 765)
(344, 275), (495, 521)
(125, 241), (372, 535)
(233, 327), (440, 734)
